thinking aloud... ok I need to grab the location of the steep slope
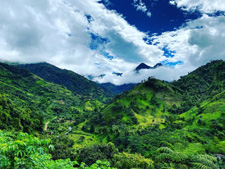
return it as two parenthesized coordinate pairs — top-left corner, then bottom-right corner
(77, 77), (225, 166)
(180, 89), (225, 131)
(0, 63), (98, 131)
(0, 93), (44, 133)
(17, 62), (113, 103)
(76, 61), (225, 162)
(1, 61), (225, 168)
(172, 60), (225, 111)
(92, 60), (225, 132)
(88, 77), (183, 131)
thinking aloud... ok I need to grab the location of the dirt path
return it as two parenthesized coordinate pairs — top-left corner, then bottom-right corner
(44, 117), (57, 131)
(44, 121), (50, 131)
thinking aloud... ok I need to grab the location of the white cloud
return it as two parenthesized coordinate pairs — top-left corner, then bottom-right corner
(169, 0), (225, 13)
(133, 0), (152, 17)
(95, 13), (225, 85)
(95, 65), (190, 85)
(152, 14), (225, 67)
(0, 0), (224, 85)
(0, 0), (161, 77)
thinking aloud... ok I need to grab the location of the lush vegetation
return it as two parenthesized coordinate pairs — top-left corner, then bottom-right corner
(173, 60), (225, 111)
(17, 62), (112, 103)
(1, 60), (225, 168)
(0, 130), (115, 169)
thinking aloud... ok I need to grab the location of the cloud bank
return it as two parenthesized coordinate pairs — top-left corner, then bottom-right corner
(0, 0), (163, 76)
(170, 0), (225, 13)
(0, 0), (224, 85)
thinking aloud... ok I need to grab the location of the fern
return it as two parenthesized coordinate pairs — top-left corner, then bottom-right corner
(190, 154), (219, 169)
(196, 154), (217, 162)
(156, 146), (219, 169)
(191, 162), (218, 169)
(171, 152), (188, 162)
(156, 153), (172, 162)
(157, 147), (174, 153)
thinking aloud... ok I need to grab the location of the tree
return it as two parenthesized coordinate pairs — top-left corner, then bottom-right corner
(0, 130), (53, 168)
(156, 147), (219, 169)
(75, 143), (118, 165)
(113, 152), (154, 169)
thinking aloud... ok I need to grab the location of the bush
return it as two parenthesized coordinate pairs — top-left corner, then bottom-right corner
(75, 143), (118, 165)
(113, 152), (154, 169)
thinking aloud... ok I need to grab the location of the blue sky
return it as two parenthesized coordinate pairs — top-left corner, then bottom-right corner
(0, 0), (225, 84)
(101, 0), (200, 35)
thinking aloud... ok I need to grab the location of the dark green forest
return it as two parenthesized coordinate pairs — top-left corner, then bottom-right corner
(0, 60), (225, 168)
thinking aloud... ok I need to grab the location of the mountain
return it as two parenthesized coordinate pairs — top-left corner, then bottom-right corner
(0, 62), (106, 133)
(100, 83), (137, 95)
(17, 62), (113, 103)
(87, 77), (183, 131)
(1, 60), (225, 168)
(180, 89), (225, 131)
(0, 63), (74, 131)
(135, 62), (163, 72)
(172, 60), (225, 111)
(78, 61), (225, 167)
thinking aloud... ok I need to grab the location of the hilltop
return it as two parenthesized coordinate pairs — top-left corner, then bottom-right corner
(17, 62), (113, 103)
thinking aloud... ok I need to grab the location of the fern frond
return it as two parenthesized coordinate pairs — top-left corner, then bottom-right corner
(196, 154), (217, 162)
(173, 143), (185, 152)
(191, 162), (218, 169)
(156, 153), (172, 162)
(190, 154), (218, 169)
(171, 152), (188, 162)
(157, 147), (174, 153)
(176, 163), (188, 169)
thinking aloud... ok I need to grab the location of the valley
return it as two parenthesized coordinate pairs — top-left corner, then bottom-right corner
(0, 60), (225, 168)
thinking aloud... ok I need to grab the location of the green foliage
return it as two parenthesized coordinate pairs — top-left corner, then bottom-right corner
(17, 62), (113, 103)
(0, 62), (109, 133)
(0, 130), (115, 169)
(49, 135), (76, 161)
(173, 60), (225, 110)
(156, 147), (219, 169)
(75, 143), (118, 165)
(1, 60), (225, 168)
(113, 152), (154, 169)
(0, 94), (44, 133)
(0, 130), (53, 168)
(78, 160), (116, 169)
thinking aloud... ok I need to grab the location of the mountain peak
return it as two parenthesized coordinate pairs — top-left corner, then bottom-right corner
(135, 63), (151, 71)
(154, 63), (163, 68)
(135, 62), (163, 72)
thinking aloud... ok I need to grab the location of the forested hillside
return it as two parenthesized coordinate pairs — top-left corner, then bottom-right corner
(0, 61), (225, 168)
(172, 60), (225, 111)
(0, 63), (106, 133)
(17, 62), (112, 103)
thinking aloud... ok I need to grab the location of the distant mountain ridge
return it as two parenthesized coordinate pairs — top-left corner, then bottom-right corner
(135, 62), (163, 72)
(17, 62), (113, 103)
(100, 83), (137, 95)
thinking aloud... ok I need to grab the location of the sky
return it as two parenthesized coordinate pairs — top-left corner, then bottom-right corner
(0, 0), (225, 85)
